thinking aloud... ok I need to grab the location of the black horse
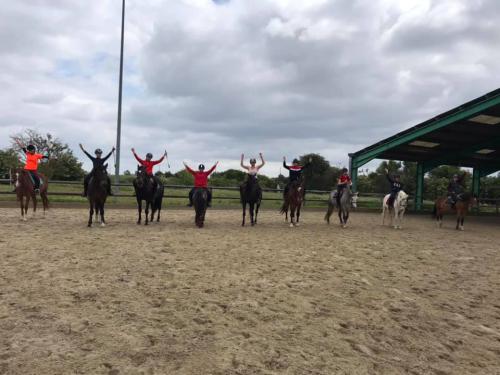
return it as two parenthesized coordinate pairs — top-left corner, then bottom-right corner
(133, 166), (156, 225)
(240, 174), (262, 226)
(281, 180), (304, 227)
(193, 188), (208, 228)
(87, 164), (109, 227)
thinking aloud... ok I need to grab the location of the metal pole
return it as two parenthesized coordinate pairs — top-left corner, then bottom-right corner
(115, 0), (125, 192)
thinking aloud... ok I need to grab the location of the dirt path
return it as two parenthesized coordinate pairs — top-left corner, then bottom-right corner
(1, 208), (499, 374)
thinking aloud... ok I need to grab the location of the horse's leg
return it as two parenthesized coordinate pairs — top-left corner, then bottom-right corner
(20, 195), (27, 221)
(136, 198), (142, 224)
(145, 200), (150, 226)
(242, 201), (246, 226)
(25, 194), (31, 220)
(296, 204), (301, 226)
(344, 209), (349, 227)
(41, 191), (48, 217)
(99, 202), (106, 226)
(150, 200), (155, 223)
(156, 203), (161, 222)
(255, 202), (260, 224)
(382, 205), (386, 225)
(88, 202), (93, 227)
(250, 202), (255, 226)
(289, 206), (295, 227)
(460, 215), (465, 231)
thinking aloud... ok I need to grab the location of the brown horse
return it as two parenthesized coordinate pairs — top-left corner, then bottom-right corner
(281, 180), (304, 227)
(11, 168), (49, 221)
(433, 192), (476, 230)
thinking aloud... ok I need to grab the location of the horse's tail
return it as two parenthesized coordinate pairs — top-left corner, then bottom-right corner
(432, 203), (437, 218)
(280, 201), (288, 214)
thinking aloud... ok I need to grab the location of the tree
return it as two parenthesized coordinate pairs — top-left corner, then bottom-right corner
(10, 129), (85, 180)
(0, 148), (20, 179)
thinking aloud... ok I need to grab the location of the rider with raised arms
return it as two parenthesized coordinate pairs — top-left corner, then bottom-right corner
(131, 148), (167, 191)
(15, 139), (49, 193)
(283, 156), (312, 197)
(80, 144), (114, 197)
(385, 168), (403, 207)
(184, 161), (219, 207)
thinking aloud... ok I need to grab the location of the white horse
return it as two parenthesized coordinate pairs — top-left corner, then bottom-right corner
(382, 190), (408, 229)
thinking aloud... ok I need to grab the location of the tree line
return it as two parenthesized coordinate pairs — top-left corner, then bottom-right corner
(2, 129), (500, 199)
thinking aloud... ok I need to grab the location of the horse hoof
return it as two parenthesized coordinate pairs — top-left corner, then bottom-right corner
(289, 223), (294, 228)
(295, 222), (300, 226)
(101, 223), (106, 227)
(22, 217), (27, 222)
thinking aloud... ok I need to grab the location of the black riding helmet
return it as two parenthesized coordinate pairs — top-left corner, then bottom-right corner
(95, 148), (103, 155)
(198, 164), (205, 171)
(26, 145), (36, 152)
(292, 158), (300, 164)
(146, 153), (153, 159)
(342, 167), (348, 173)
(250, 158), (257, 164)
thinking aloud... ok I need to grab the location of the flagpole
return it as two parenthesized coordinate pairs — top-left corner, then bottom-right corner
(115, 0), (125, 193)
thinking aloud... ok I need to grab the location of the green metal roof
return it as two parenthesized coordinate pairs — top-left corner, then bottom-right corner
(349, 88), (500, 174)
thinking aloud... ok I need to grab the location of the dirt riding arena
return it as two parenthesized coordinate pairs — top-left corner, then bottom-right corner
(1, 207), (499, 374)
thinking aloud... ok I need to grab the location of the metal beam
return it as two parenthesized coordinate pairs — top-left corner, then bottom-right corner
(350, 93), (500, 168)
(349, 156), (358, 192)
(115, 0), (125, 193)
(415, 162), (424, 210)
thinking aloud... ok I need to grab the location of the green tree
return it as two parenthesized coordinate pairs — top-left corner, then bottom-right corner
(0, 148), (20, 178)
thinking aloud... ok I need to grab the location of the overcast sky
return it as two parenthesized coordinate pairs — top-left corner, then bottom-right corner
(1, 0), (499, 176)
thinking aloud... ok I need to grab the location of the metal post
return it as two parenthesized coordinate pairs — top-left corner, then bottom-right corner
(115, 0), (125, 192)
(415, 162), (424, 211)
(472, 168), (481, 213)
(349, 156), (358, 192)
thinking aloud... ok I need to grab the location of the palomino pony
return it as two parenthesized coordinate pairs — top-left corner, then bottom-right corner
(382, 190), (409, 229)
(433, 192), (476, 230)
(240, 174), (262, 226)
(281, 180), (304, 227)
(325, 188), (358, 228)
(87, 164), (109, 227)
(133, 166), (157, 225)
(193, 188), (209, 228)
(12, 168), (49, 221)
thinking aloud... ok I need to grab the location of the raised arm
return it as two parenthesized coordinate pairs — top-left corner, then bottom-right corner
(257, 153), (265, 169)
(183, 162), (195, 175)
(79, 143), (93, 160)
(152, 153), (166, 165)
(283, 157), (290, 170)
(131, 148), (144, 164)
(102, 147), (115, 162)
(206, 161), (218, 175)
(240, 154), (249, 170)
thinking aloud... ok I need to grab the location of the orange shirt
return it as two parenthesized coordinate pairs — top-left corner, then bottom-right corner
(24, 153), (44, 171)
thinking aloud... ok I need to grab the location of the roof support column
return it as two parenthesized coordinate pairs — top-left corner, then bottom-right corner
(472, 168), (481, 213)
(415, 162), (424, 211)
(349, 156), (358, 192)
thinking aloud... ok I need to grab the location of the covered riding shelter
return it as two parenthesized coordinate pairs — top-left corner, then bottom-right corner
(349, 88), (500, 210)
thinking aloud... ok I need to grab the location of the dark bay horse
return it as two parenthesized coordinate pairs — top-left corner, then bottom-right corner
(133, 166), (156, 225)
(433, 192), (476, 230)
(281, 180), (304, 227)
(12, 168), (49, 221)
(193, 188), (209, 228)
(152, 183), (164, 223)
(240, 174), (262, 226)
(87, 164), (109, 227)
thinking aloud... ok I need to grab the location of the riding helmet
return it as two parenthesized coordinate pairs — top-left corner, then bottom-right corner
(198, 164), (205, 171)
(95, 148), (103, 155)
(292, 158), (300, 164)
(250, 158), (257, 164)
(146, 153), (153, 159)
(342, 167), (348, 173)
(26, 145), (36, 152)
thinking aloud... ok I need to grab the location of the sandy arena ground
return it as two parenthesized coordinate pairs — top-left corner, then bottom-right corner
(0, 207), (499, 375)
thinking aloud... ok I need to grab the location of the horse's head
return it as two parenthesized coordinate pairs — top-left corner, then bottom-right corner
(398, 191), (409, 207)
(134, 165), (148, 188)
(351, 192), (359, 208)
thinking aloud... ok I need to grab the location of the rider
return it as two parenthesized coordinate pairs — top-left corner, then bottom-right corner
(385, 168), (403, 207)
(80, 144), (115, 197)
(240, 153), (265, 180)
(336, 168), (352, 206)
(15, 140), (49, 193)
(447, 173), (466, 207)
(131, 148), (167, 190)
(283, 156), (312, 197)
(184, 161), (218, 207)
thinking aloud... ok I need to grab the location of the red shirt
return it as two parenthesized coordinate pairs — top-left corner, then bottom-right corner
(186, 164), (217, 188)
(24, 153), (45, 171)
(133, 153), (165, 175)
(339, 174), (351, 184)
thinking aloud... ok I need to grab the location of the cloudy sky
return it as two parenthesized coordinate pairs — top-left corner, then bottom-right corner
(1, 0), (499, 176)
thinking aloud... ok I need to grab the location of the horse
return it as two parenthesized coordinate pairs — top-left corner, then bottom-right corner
(240, 174), (262, 226)
(325, 187), (358, 228)
(133, 166), (156, 225)
(87, 164), (109, 227)
(11, 168), (49, 221)
(381, 190), (409, 229)
(193, 188), (209, 228)
(433, 192), (476, 230)
(152, 183), (164, 222)
(281, 180), (304, 227)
